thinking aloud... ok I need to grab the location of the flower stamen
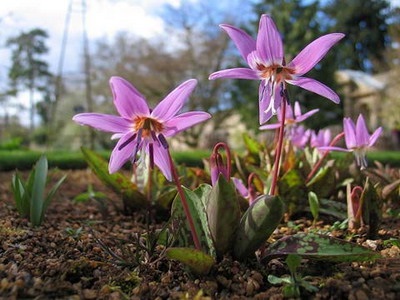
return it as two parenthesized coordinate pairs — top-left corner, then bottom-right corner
(134, 116), (164, 137)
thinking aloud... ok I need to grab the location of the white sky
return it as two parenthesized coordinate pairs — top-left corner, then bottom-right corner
(0, 0), (180, 75)
(0, 0), (182, 125)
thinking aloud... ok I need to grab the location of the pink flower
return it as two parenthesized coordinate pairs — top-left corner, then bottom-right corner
(209, 14), (344, 124)
(319, 114), (382, 169)
(260, 101), (319, 130)
(289, 125), (312, 149)
(73, 77), (211, 180)
(311, 128), (332, 149)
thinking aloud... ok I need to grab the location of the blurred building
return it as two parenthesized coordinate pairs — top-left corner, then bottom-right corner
(336, 69), (400, 149)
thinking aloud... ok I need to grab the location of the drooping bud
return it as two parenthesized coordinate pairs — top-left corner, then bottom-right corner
(347, 184), (364, 230)
(210, 142), (231, 186)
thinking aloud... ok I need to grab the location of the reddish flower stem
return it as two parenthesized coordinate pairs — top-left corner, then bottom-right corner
(269, 99), (287, 196)
(212, 142), (232, 181)
(167, 150), (202, 251)
(306, 131), (345, 183)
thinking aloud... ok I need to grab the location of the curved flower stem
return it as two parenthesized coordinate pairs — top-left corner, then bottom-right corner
(167, 150), (201, 251)
(306, 131), (345, 184)
(211, 142), (232, 184)
(269, 98), (287, 196)
(247, 172), (263, 205)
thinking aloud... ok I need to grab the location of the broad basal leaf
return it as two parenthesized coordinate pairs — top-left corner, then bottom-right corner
(171, 185), (216, 258)
(262, 232), (381, 262)
(166, 247), (215, 275)
(233, 195), (284, 260)
(80, 147), (147, 210)
(206, 175), (241, 257)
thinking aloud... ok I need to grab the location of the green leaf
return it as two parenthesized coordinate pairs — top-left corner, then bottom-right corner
(171, 185), (216, 258)
(267, 274), (292, 285)
(80, 147), (147, 210)
(11, 173), (29, 216)
(262, 232), (381, 262)
(243, 132), (263, 155)
(306, 160), (336, 198)
(286, 254), (301, 275)
(308, 191), (319, 222)
(156, 188), (177, 209)
(30, 155), (48, 226)
(233, 195), (284, 260)
(278, 169), (306, 215)
(41, 174), (67, 223)
(206, 176), (241, 256)
(193, 183), (212, 208)
(166, 247), (215, 275)
(312, 198), (347, 220)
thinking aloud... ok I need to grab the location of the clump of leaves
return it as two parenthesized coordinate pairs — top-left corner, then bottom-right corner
(11, 155), (66, 226)
(268, 254), (318, 298)
(167, 143), (380, 275)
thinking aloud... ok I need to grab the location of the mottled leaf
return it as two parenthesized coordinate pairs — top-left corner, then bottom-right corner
(234, 195), (284, 260)
(262, 232), (381, 262)
(207, 175), (241, 256)
(171, 185), (216, 258)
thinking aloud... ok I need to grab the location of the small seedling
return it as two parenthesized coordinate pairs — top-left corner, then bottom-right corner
(11, 155), (66, 226)
(268, 254), (318, 298)
(308, 191), (320, 225)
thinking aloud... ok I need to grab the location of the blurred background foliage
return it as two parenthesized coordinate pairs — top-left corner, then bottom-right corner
(0, 0), (398, 153)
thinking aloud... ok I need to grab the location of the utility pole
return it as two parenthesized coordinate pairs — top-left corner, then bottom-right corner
(81, 0), (95, 149)
(53, 0), (95, 149)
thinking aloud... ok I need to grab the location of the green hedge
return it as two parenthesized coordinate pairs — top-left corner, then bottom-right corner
(330, 151), (400, 168)
(0, 149), (210, 171)
(0, 149), (399, 172)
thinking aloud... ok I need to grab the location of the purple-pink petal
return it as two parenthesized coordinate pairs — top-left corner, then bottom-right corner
(257, 14), (283, 64)
(209, 68), (259, 80)
(163, 111), (211, 137)
(219, 24), (256, 63)
(73, 113), (132, 133)
(152, 79), (197, 121)
(232, 178), (249, 198)
(152, 142), (172, 181)
(109, 133), (136, 173)
(260, 123), (281, 130)
(287, 77), (340, 103)
(109, 76), (150, 118)
(355, 114), (370, 146)
(343, 117), (357, 149)
(368, 127), (383, 147)
(258, 83), (279, 124)
(289, 33), (345, 76)
(318, 146), (351, 152)
(294, 102), (302, 118)
(295, 108), (319, 123)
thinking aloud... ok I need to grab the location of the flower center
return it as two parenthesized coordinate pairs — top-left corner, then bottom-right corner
(256, 63), (295, 83)
(133, 116), (164, 137)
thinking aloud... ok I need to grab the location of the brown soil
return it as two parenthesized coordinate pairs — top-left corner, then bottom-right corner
(1, 169), (400, 299)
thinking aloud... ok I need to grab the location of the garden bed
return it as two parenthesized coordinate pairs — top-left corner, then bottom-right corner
(1, 169), (400, 299)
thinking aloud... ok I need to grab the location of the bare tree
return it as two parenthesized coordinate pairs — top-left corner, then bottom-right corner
(89, 1), (250, 148)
